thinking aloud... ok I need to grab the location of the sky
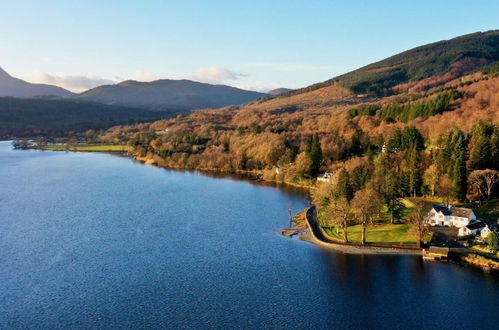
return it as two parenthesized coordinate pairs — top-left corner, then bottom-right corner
(0, 0), (498, 93)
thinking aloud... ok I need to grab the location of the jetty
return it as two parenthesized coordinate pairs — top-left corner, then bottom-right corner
(423, 246), (450, 261)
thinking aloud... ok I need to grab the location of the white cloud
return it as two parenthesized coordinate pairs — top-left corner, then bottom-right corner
(246, 62), (337, 72)
(131, 71), (158, 82)
(23, 70), (159, 93)
(234, 83), (287, 93)
(189, 67), (246, 84)
(23, 71), (120, 93)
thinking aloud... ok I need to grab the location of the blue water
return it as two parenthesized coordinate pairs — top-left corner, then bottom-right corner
(0, 140), (498, 329)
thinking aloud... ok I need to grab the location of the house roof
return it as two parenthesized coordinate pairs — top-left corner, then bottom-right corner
(466, 221), (486, 230)
(489, 223), (499, 232)
(431, 204), (473, 218)
(432, 204), (451, 215)
(428, 246), (450, 255)
(451, 207), (473, 218)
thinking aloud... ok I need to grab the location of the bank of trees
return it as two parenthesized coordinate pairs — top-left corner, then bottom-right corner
(347, 90), (464, 123)
(379, 90), (463, 122)
(311, 121), (499, 244)
(123, 117), (499, 205)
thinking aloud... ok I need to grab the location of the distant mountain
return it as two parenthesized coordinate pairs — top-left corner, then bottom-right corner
(267, 88), (293, 96)
(290, 30), (499, 96)
(75, 79), (267, 111)
(0, 67), (74, 97)
(0, 97), (171, 138)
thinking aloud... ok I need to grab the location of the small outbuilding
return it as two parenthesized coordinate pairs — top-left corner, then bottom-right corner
(480, 225), (493, 239)
(458, 220), (487, 237)
(316, 172), (334, 183)
(423, 246), (450, 261)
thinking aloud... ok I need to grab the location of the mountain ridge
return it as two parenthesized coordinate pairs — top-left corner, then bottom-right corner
(75, 79), (267, 111)
(0, 67), (74, 98)
(280, 30), (499, 97)
(268, 88), (293, 96)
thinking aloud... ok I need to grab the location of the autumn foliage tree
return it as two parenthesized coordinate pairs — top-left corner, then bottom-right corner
(326, 196), (352, 243)
(351, 188), (383, 244)
(408, 202), (429, 248)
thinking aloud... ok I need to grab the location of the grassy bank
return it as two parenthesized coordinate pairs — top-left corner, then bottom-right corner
(462, 253), (499, 270)
(41, 144), (130, 152)
(324, 223), (421, 246)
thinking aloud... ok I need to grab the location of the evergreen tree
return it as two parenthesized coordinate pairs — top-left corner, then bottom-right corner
(351, 165), (371, 193)
(491, 129), (499, 170)
(377, 169), (404, 223)
(451, 150), (468, 201)
(305, 135), (313, 154)
(469, 121), (494, 170)
(406, 145), (422, 197)
(350, 129), (362, 157)
(336, 169), (353, 201)
(306, 134), (322, 176)
(401, 126), (424, 150)
(469, 135), (491, 170)
(385, 128), (403, 153)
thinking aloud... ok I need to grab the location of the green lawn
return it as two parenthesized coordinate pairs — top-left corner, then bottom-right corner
(324, 223), (423, 245)
(317, 197), (437, 245)
(41, 144), (130, 152)
(373, 199), (414, 223)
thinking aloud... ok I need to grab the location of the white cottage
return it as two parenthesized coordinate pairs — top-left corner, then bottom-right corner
(316, 172), (334, 183)
(425, 204), (476, 228)
(458, 221), (487, 237)
(480, 225), (493, 239)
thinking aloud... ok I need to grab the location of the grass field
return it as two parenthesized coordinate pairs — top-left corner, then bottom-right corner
(370, 198), (414, 223)
(324, 223), (423, 245)
(41, 144), (130, 152)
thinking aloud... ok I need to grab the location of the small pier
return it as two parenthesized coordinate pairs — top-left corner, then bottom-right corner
(279, 226), (307, 238)
(423, 246), (450, 261)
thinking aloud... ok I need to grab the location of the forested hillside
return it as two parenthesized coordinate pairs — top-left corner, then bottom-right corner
(70, 31), (499, 209)
(0, 97), (171, 137)
(287, 30), (499, 95)
(25, 31), (499, 208)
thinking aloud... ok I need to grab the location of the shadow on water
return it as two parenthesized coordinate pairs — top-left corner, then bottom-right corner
(128, 156), (311, 198)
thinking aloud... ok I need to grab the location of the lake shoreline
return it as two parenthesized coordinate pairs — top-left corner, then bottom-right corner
(21, 144), (499, 265)
(300, 206), (423, 255)
(131, 154), (314, 192)
(54, 149), (418, 256)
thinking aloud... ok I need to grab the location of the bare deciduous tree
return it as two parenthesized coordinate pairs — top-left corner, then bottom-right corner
(469, 169), (499, 201)
(408, 201), (429, 248)
(326, 196), (352, 243)
(351, 188), (383, 244)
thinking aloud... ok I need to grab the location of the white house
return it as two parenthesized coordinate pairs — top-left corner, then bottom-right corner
(480, 225), (493, 239)
(425, 204), (476, 228)
(458, 220), (487, 237)
(316, 172), (334, 183)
